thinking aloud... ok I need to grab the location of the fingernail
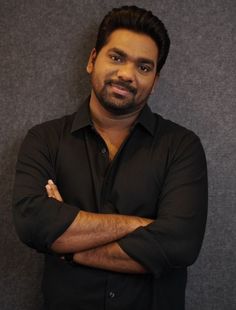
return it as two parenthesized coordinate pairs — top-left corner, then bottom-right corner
(48, 179), (54, 185)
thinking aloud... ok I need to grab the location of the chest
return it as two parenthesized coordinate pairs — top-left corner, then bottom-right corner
(55, 129), (167, 218)
(94, 127), (130, 161)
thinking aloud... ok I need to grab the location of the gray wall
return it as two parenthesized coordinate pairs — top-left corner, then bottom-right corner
(1, 0), (235, 309)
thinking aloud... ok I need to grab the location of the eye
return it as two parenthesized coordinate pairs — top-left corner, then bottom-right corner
(139, 64), (152, 73)
(110, 54), (123, 63)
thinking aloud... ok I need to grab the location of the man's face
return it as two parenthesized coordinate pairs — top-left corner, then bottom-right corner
(87, 29), (159, 115)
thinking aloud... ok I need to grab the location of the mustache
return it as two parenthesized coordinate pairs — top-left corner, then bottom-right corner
(105, 79), (137, 95)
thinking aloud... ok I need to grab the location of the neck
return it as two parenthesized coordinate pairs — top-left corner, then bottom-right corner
(89, 91), (142, 132)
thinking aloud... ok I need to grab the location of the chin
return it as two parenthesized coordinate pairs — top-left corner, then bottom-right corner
(101, 100), (140, 116)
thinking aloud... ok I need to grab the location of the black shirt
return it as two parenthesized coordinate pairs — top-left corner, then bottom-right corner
(13, 98), (208, 310)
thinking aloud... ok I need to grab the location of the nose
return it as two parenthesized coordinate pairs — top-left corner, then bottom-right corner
(116, 63), (135, 83)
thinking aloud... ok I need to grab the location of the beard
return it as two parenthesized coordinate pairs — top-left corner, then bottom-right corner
(91, 77), (150, 116)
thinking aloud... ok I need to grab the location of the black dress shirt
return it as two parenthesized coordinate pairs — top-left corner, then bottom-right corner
(13, 98), (208, 310)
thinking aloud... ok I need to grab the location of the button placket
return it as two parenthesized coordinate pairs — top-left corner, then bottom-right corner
(108, 291), (116, 299)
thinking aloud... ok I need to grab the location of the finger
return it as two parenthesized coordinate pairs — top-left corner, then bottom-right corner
(48, 180), (63, 202)
(46, 182), (62, 201)
(50, 184), (63, 202)
(45, 184), (54, 198)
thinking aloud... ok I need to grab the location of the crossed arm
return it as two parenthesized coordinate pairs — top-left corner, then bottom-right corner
(46, 180), (153, 273)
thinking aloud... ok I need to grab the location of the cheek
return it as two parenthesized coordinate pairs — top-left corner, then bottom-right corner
(93, 64), (113, 82)
(138, 79), (155, 94)
(95, 58), (119, 77)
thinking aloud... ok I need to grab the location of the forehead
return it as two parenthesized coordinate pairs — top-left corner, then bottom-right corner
(102, 29), (158, 63)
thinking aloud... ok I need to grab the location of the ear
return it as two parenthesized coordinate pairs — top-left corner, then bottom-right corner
(86, 48), (97, 74)
(151, 74), (159, 94)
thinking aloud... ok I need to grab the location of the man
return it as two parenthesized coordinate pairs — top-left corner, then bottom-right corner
(13, 5), (208, 310)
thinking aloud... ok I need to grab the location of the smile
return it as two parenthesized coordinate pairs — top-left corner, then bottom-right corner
(109, 84), (132, 96)
(105, 79), (137, 97)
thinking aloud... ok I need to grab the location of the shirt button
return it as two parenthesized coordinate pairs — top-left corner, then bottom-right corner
(109, 291), (115, 298)
(101, 148), (107, 154)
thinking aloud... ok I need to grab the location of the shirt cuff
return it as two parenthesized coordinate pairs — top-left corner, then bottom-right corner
(118, 226), (169, 278)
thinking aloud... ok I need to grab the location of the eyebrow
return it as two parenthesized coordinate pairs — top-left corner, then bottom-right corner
(107, 47), (155, 68)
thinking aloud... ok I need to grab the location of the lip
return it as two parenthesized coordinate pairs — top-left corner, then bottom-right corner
(109, 84), (132, 96)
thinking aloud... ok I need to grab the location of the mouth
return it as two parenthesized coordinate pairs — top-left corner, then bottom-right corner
(109, 84), (132, 96)
(105, 80), (137, 97)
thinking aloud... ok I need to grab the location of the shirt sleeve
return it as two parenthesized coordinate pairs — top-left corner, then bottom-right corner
(118, 132), (208, 278)
(12, 125), (79, 254)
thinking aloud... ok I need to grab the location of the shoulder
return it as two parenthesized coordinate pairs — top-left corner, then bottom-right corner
(28, 112), (76, 139)
(18, 113), (77, 157)
(152, 113), (206, 165)
(157, 114), (195, 136)
(155, 113), (201, 146)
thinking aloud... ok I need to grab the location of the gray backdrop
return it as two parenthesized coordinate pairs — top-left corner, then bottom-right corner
(1, 0), (235, 309)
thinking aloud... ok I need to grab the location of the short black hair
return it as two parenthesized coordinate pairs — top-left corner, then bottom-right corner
(95, 5), (170, 73)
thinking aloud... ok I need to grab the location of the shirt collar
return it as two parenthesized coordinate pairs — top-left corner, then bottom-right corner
(71, 97), (157, 136)
(71, 97), (92, 133)
(135, 104), (156, 136)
